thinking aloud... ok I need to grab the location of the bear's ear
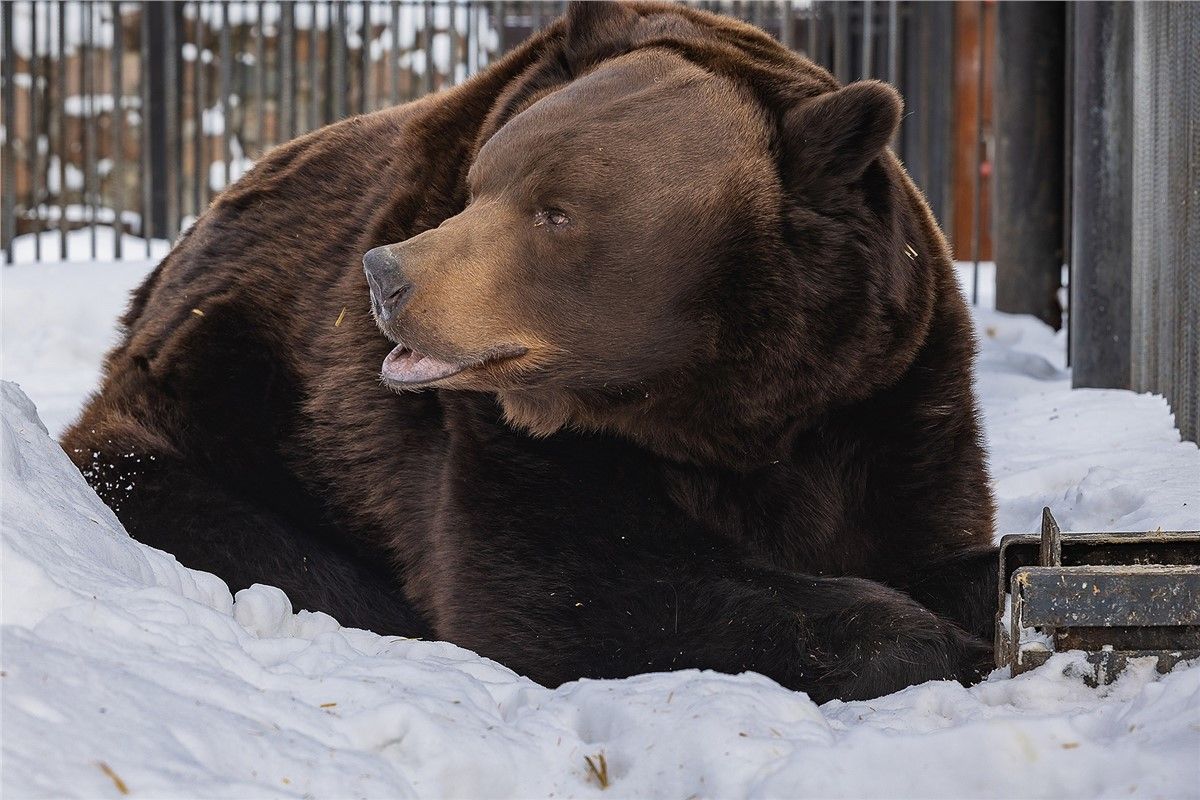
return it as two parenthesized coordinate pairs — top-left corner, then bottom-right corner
(781, 80), (902, 189)
(563, 1), (639, 73)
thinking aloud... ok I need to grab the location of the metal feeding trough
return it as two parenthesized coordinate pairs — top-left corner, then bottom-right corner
(995, 508), (1200, 685)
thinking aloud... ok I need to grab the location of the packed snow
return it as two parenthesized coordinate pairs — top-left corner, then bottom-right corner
(2, 241), (1199, 798)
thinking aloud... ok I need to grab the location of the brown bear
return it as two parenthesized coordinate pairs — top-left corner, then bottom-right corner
(64, 1), (998, 703)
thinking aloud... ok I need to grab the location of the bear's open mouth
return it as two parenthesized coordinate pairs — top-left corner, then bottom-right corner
(381, 344), (527, 387)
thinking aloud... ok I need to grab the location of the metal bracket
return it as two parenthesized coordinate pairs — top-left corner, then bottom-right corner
(996, 508), (1200, 685)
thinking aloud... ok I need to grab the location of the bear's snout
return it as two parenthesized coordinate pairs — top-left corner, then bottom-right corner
(363, 246), (413, 324)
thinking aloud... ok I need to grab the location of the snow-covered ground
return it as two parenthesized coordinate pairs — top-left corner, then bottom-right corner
(2, 241), (1199, 798)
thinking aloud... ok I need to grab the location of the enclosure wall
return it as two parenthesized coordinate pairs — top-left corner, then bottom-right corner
(1130, 2), (1199, 444)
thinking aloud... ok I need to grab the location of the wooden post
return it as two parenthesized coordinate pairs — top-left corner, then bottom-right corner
(1069, 1), (1133, 388)
(994, 1), (1066, 328)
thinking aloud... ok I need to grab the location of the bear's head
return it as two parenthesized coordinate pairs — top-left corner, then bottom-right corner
(364, 1), (941, 468)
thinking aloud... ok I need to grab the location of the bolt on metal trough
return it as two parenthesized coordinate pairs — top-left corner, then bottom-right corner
(996, 508), (1200, 685)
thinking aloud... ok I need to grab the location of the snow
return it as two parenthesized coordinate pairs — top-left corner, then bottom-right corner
(2, 246), (1199, 798)
(2, 229), (166, 436)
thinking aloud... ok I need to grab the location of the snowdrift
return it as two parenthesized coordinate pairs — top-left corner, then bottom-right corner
(3, 254), (1200, 797)
(3, 378), (1199, 797)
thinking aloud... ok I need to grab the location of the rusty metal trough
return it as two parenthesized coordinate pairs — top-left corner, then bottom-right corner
(995, 508), (1200, 685)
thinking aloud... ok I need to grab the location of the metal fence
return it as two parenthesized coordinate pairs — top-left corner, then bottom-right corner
(7, 2), (1194, 438)
(1129, 2), (1198, 442)
(1, 1), (971, 266)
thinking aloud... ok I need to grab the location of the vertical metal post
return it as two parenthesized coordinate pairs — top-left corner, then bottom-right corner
(861, 0), (873, 78)
(280, 0), (296, 137)
(309, 1), (320, 129)
(389, 0), (400, 104)
(144, 0), (171, 239)
(468, 0), (477, 76)
(83, 1), (96, 258)
(57, 0), (66, 255)
(1069, 0), (1134, 389)
(331, 0), (347, 118)
(422, 1), (433, 95)
(111, 1), (125, 258)
(994, 0), (1065, 328)
(806, 1), (819, 62)
(233, 3), (246, 158)
(173, 0), (185, 228)
(361, 0), (371, 112)
(887, 0), (898, 87)
(220, 1), (232, 187)
(779, 0), (793, 50)
(140, 1), (152, 253)
(453, 0), (463, 85)
(969, 0), (984, 305)
(833, 1), (850, 82)
(194, 3), (206, 215)
(0, 0), (13, 263)
(1063, 1), (1074, 363)
(30, 1), (41, 260)
(489, 0), (502, 67)
(256, 0), (266, 149)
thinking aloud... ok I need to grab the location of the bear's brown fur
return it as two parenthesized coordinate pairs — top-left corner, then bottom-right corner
(64, 1), (997, 702)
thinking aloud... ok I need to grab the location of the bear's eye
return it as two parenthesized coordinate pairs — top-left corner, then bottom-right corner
(535, 209), (570, 228)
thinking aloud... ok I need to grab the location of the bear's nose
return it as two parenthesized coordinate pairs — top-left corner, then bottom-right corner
(363, 246), (413, 323)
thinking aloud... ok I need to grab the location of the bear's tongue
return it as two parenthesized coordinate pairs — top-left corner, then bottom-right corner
(381, 345), (464, 384)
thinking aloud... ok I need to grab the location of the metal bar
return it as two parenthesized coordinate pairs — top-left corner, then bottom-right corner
(256, 0), (266, 149)
(179, 2), (188, 225)
(1014, 566), (1200, 628)
(998, 529), (1200, 625)
(887, 0), (897, 87)
(389, 0), (400, 104)
(472, 0), (482, 71)
(140, 0), (151, 253)
(111, 0), (124, 259)
(1069, 0), (1134, 389)
(861, 0), (873, 78)
(193, 2), (205, 216)
(905, 2), (953, 251)
(448, 0), (459, 86)
(280, 0), (295, 137)
(489, 0), (503, 66)
(169, 2), (182, 238)
(1063, 1), (1074, 366)
(833, 1), (849, 82)
(970, 0), (984, 305)
(220, 1), (232, 188)
(424, 1), (434, 95)
(469, 1), (477, 78)
(83, 0), (96, 258)
(309, 1), (320, 130)
(56, 0), (66, 255)
(331, 0), (346, 118)
(0, 0), (13, 263)
(806, 1), (818, 62)
(913, 6), (932, 198)
(144, 1), (170, 239)
(1039, 508), (1062, 568)
(30, 0), (41, 260)
(233, 1), (246, 165)
(360, 0), (370, 112)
